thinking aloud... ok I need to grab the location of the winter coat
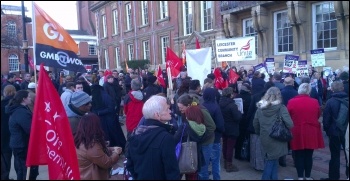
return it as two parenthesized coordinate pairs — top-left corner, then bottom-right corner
(20, 80), (29, 90)
(235, 90), (252, 131)
(323, 92), (349, 136)
(66, 103), (86, 135)
(219, 96), (242, 137)
(281, 85), (298, 106)
(126, 119), (180, 180)
(76, 142), (119, 180)
(287, 94), (325, 150)
(104, 81), (121, 104)
(2, 81), (20, 92)
(202, 88), (225, 143)
(124, 91), (144, 132)
(246, 91), (265, 134)
(253, 100), (293, 160)
(251, 77), (265, 95)
(5, 104), (32, 149)
(343, 80), (349, 96)
(1, 96), (13, 152)
(142, 83), (161, 102)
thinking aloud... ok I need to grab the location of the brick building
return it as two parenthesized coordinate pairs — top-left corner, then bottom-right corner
(221, 1), (349, 70)
(77, 1), (224, 71)
(1, 5), (33, 76)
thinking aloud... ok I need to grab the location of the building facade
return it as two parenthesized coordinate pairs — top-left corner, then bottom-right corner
(1, 5), (33, 76)
(78, 1), (224, 71)
(221, 1), (349, 70)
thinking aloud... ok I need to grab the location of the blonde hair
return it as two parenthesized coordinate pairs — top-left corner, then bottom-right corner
(3, 85), (16, 97)
(257, 87), (282, 107)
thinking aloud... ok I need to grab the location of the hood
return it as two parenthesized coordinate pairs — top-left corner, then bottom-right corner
(129, 119), (166, 154)
(203, 88), (217, 103)
(130, 90), (144, 101)
(331, 92), (348, 99)
(5, 104), (27, 115)
(219, 96), (233, 108)
(256, 100), (282, 117)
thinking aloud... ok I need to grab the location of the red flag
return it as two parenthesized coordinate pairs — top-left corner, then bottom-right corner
(26, 64), (81, 180)
(195, 37), (201, 49)
(166, 47), (184, 79)
(28, 56), (34, 69)
(228, 68), (240, 84)
(157, 65), (166, 88)
(213, 68), (227, 90)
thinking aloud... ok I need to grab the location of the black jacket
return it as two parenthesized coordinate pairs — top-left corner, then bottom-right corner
(219, 96), (242, 137)
(323, 92), (348, 136)
(142, 84), (161, 102)
(246, 91), (265, 134)
(235, 90), (252, 131)
(1, 96), (13, 151)
(5, 104), (32, 149)
(103, 81), (121, 103)
(126, 119), (180, 180)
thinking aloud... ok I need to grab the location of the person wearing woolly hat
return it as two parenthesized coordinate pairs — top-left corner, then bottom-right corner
(339, 71), (349, 96)
(142, 75), (161, 102)
(66, 91), (92, 135)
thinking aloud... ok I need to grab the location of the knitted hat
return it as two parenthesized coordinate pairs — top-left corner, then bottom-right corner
(148, 75), (157, 84)
(70, 91), (91, 107)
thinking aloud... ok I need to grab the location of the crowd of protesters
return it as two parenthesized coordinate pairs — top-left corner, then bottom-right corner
(1, 64), (349, 180)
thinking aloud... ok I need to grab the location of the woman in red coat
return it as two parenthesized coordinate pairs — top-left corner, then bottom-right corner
(287, 83), (325, 180)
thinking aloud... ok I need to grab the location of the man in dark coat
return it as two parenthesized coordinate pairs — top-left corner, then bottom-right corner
(20, 73), (31, 90)
(1, 73), (20, 93)
(103, 75), (121, 117)
(251, 71), (266, 95)
(142, 75), (161, 102)
(281, 77), (298, 106)
(340, 71), (349, 96)
(322, 81), (348, 180)
(126, 95), (180, 180)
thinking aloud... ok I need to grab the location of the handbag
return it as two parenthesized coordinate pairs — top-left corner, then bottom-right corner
(178, 132), (198, 174)
(269, 108), (293, 142)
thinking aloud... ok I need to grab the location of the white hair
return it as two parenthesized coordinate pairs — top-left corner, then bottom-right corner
(298, 83), (311, 95)
(142, 95), (167, 119)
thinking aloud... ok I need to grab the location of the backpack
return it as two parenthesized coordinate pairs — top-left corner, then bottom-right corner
(334, 97), (349, 135)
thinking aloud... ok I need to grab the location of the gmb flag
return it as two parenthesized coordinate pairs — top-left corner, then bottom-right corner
(33, 2), (86, 73)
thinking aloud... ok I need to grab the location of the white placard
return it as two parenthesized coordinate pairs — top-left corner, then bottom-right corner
(311, 48), (325, 67)
(215, 37), (256, 62)
(233, 98), (244, 114)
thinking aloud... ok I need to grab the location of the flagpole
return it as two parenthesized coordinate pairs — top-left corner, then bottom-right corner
(32, 1), (37, 86)
(212, 39), (218, 68)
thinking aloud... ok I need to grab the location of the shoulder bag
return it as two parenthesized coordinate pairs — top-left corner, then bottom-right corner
(269, 107), (293, 142)
(178, 129), (198, 174)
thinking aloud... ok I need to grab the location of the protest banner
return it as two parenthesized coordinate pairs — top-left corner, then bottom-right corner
(296, 60), (309, 77)
(32, 2), (86, 73)
(283, 55), (299, 73)
(215, 36), (256, 62)
(166, 47), (184, 79)
(26, 64), (80, 180)
(311, 48), (325, 67)
(265, 58), (275, 74)
(254, 63), (270, 82)
(186, 47), (212, 87)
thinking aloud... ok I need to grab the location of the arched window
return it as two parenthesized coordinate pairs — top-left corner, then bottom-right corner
(7, 21), (17, 38)
(8, 54), (19, 72)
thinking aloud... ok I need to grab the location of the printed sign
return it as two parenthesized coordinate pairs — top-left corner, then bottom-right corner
(283, 55), (299, 73)
(296, 60), (308, 77)
(265, 58), (275, 74)
(254, 63), (270, 82)
(215, 36), (256, 62)
(311, 48), (325, 67)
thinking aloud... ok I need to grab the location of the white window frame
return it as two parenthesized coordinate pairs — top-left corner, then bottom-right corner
(112, 9), (119, 35)
(102, 14), (107, 38)
(126, 3), (132, 30)
(160, 36), (169, 64)
(89, 44), (96, 55)
(183, 1), (193, 35)
(115, 47), (120, 68)
(7, 21), (16, 38)
(274, 10), (293, 54)
(312, 1), (337, 50)
(104, 49), (109, 69)
(201, 1), (213, 32)
(141, 1), (149, 25)
(8, 54), (19, 72)
(127, 44), (134, 60)
(142, 40), (150, 60)
(160, 2), (168, 19)
(243, 18), (258, 55)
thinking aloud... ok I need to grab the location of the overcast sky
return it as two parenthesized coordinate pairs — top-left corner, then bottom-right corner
(2, 1), (78, 30)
